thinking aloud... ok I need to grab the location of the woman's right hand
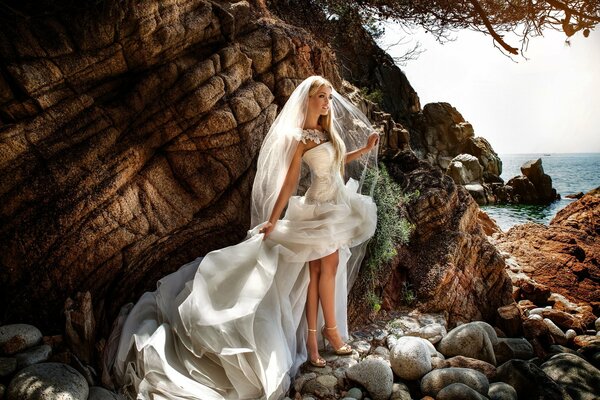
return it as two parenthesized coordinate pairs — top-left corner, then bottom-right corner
(259, 221), (275, 239)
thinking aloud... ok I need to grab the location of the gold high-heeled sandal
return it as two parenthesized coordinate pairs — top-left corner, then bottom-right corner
(307, 328), (326, 367)
(321, 325), (353, 355)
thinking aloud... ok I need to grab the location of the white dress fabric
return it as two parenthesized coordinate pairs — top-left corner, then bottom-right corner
(112, 132), (377, 400)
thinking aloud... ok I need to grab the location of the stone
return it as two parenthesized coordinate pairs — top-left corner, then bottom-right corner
(15, 344), (52, 368)
(596, 317), (600, 331)
(446, 154), (483, 185)
(566, 329), (577, 340)
(87, 386), (121, 400)
(7, 362), (89, 400)
(389, 336), (434, 380)
(405, 323), (447, 344)
(493, 338), (534, 365)
(346, 387), (363, 400)
(294, 372), (317, 393)
(389, 382), (411, 400)
(315, 375), (337, 390)
(438, 321), (497, 365)
(541, 353), (600, 400)
(435, 356), (496, 380)
(0, 325), (43, 355)
(496, 303), (522, 337)
(0, 357), (17, 377)
(574, 335), (600, 348)
(346, 359), (393, 400)
(302, 378), (332, 397)
(437, 382), (488, 400)
(351, 340), (372, 354)
(494, 359), (570, 400)
(420, 367), (489, 397)
(543, 318), (567, 344)
(488, 382), (518, 400)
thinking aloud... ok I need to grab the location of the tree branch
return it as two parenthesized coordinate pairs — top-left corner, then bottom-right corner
(468, 0), (519, 54)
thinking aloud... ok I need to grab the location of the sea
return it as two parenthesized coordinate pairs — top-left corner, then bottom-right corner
(481, 153), (600, 231)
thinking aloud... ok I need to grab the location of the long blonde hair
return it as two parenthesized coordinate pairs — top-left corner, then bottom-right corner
(308, 77), (347, 175)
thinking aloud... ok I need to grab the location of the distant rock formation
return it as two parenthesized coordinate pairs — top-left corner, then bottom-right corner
(494, 187), (600, 315)
(502, 158), (560, 204)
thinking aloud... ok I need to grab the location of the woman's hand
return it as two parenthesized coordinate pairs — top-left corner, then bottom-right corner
(365, 132), (380, 151)
(259, 221), (275, 239)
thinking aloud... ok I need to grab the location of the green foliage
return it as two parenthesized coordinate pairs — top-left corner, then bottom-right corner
(360, 87), (384, 105)
(360, 163), (416, 310)
(401, 282), (416, 306)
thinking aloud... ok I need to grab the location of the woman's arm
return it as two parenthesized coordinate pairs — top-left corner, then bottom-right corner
(259, 141), (306, 238)
(345, 133), (380, 164)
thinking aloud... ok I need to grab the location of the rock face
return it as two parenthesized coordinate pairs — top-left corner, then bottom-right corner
(349, 150), (513, 327)
(409, 103), (502, 181)
(0, 1), (345, 331)
(495, 188), (600, 315)
(502, 159), (560, 204)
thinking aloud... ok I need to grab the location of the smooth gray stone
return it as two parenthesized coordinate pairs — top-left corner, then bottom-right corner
(7, 362), (88, 400)
(437, 382), (488, 400)
(541, 353), (600, 400)
(438, 322), (497, 365)
(495, 359), (572, 400)
(390, 336), (434, 380)
(346, 359), (393, 400)
(15, 344), (52, 369)
(488, 382), (518, 400)
(421, 367), (489, 397)
(390, 382), (411, 400)
(0, 325), (42, 355)
(346, 387), (363, 400)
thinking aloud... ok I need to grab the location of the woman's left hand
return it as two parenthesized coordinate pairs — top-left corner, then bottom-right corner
(365, 132), (380, 151)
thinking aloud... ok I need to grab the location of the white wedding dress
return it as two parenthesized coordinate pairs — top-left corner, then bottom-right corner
(112, 134), (377, 400)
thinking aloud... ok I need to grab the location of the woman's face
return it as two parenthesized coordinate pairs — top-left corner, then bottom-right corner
(309, 85), (332, 117)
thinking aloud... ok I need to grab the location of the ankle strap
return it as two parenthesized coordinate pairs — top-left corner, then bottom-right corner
(325, 325), (337, 330)
(308, 328), (317, 332)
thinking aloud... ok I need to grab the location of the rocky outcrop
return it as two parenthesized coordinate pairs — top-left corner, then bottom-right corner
(0, 0), (346, 331)
(409, 103), (502, 181)
(349, 150), (514, 327)
(495, 187), (600, 315)
(498, 158), (560, 204)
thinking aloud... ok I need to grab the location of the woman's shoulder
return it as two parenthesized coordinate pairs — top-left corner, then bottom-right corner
(301, 127), (328, 144)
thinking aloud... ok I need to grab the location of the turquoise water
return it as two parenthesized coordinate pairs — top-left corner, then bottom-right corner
(481, 153), (600, 231)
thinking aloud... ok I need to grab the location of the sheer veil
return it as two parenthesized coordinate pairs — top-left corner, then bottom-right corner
(250, 76), (379, 289)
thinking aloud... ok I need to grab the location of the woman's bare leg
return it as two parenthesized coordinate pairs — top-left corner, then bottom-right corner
(306, 259), (322, 361)
(318, 250), (347, 349)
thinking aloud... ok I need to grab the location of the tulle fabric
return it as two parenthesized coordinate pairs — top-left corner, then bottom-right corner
(112, 159), (376, 399)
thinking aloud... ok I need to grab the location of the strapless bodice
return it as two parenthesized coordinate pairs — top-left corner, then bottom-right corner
(302, 141), (344, 204)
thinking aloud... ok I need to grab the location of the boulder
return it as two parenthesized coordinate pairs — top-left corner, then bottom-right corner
(488, 382), (517, 400)
(346, 359), (393, 400)
(434, 356), (496, 379)
(420, 367), (489, 397)
(446, 154), (483, 185)
(541, 353), (600, 400)
(389, 336), (434, 380)
(7, 362), (89, 400)
(438, 322), (498, 365)
(0, 325), (43, 355)
(493, 338), (534, 365)
(437, 382), (488, 400)
(494, 359), (572, 400)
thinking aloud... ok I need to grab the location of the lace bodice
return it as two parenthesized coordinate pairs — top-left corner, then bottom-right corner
(301, 128), (328, 144)
(302, 140), (344, 205)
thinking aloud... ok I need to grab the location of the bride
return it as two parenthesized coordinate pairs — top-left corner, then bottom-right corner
(108, 76), (379, 399)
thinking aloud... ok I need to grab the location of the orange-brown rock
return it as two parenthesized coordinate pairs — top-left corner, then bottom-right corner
(349, 150), (513, 327)
(496, 303), (523, 337)
(495, 188), (600, 317)
(434, 355), (497, 379)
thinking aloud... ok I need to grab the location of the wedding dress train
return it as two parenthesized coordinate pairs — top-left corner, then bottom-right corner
(112, 140), (377, 399)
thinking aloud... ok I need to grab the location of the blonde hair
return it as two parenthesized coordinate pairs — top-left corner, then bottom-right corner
(308, 77), (347, 175)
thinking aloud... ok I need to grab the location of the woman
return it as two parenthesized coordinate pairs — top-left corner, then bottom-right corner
(108, 76), (378, 399)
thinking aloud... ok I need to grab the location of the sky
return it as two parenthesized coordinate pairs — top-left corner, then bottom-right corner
(380, 24), (600, 154)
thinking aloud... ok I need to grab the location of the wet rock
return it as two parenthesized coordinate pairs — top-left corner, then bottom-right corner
(438, 322), (498, 365)
(488, 382), (517, 400)
(494, 359), (571, 400)
(541, 353), (600, 400)
(7, 362), (89, 400)
(0, 325), (42, 355)
(346, 359), (393, 400)
(420, 367), (489, 397)
(389, 336), (434, 380)
(437, 382), (488, 400)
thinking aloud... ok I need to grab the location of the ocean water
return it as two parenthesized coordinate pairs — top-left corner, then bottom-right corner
(481, 153), (600, 231)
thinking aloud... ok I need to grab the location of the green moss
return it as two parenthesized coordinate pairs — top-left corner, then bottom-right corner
(360, 87), (384, 105)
